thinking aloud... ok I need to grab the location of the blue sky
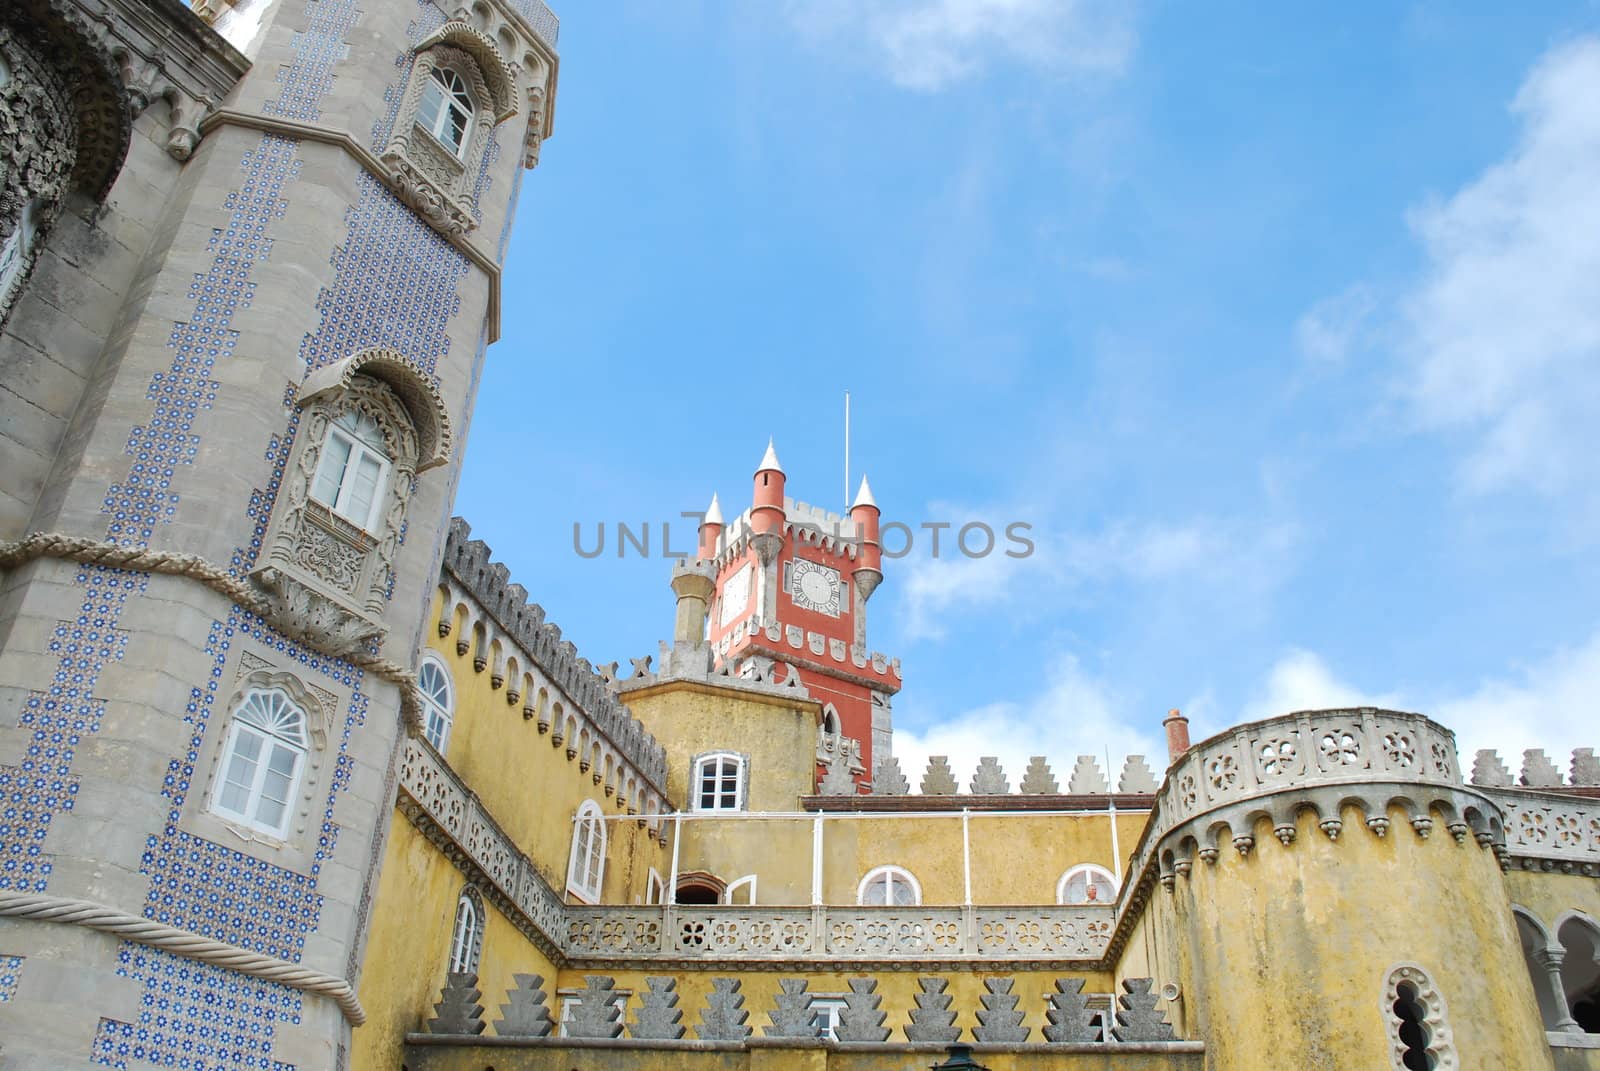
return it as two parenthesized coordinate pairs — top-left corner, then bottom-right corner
(458, 2), (1600, 786)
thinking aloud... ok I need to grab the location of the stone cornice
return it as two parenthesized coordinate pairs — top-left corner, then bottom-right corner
(196, 110), (504, 342)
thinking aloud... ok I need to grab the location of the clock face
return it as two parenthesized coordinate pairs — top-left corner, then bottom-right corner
(789, 558), (842, 617)
(719, 564), (751, 627)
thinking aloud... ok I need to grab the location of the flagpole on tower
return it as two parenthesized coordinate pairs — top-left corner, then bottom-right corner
(844, 390), (851, 511)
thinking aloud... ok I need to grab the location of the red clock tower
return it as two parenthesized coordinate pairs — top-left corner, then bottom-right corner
(692, 442), (900, 792)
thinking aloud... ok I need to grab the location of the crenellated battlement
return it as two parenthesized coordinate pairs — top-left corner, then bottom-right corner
(851, 753), (1161, 799)
(439, 517), (670, 798)
(1468, 747), (1600, 788)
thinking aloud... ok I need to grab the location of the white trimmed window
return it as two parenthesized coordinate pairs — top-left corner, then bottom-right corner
(1057, 864), (1117, 905)
(692, 752), (745, 811)
(566, 800), (606, 903)
(210, 687), (308, 837)
(858, 865), (921, 906)
(310, 409), (391, 531)
(810, 996), (848, 1040)
(447, 887), (483, 974)
(418, 654), (454, 755)
(417, 66), (474, 155)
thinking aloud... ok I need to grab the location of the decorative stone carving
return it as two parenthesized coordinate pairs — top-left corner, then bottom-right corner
(921, 756), (959, 795)
(1573, 748), (1600, 787)
(1470, 749), (1511, 787)
(1111, 978), (1174, 1042)
(1044, 978), (1100, 1042)
(904, 977), (961, 1043)
(694, 977), (750, 1041)
(1521, 749), (1563, 787)
(428, 972), (486, 1035)
(834, 978), (890, 1043)
(764, 978), (815, 1038)
(873, 755), (909, 795)
(817, 752), (857, 795)
(493, 973), (554, 1037)
(1382, 964), (1453, 1070)
(628, 976), (684, 1040)
(970, 757), (1009, 794)
(254, 373), (422, 655)
(1067, 756), (1108, 793)
(1020, 756), (1059, 794)
(973, 977), (1029, 1042)
(564, 976), (623, 1039)
(379, 41), (505, 235)
(1118, 755), (1160, 793)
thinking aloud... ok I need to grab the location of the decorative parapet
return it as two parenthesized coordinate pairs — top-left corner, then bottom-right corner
(439, 518), (669, 804)
(563, 903), (1115, 969)
(860, 754), (1157, 800)
(398, 735), (571, 962)
(1110, 709), (1508, 958)
(1469, 747), (1600, 788)
(1483, 786), (1600, 876)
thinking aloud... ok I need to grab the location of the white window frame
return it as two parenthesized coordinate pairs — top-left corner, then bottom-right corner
(417, 65), (475, 157)
(418, 652), (454, 755)
(309, 410), (391, 532)
(447, 887), (483, 974)
(857, 864), (921, 906)
(645, 867), (665, 906)
(208, 687), (308, 838)
(566, 799), (607, 903)
(692, 751), (746, 812)
(723, 874), (757, 905)
(809, 996), (848, 1040)
(1057, 863), (1117, 906)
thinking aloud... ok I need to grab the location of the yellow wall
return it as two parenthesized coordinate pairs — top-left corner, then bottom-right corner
(1505, 868), (1600, 943)
(663, 810), (1146, 907)
(427, 592), (667, 905)
(1166, 802), (1553, 1071)
(625, 679), (820, 814)
(351, 814), (558, 1069)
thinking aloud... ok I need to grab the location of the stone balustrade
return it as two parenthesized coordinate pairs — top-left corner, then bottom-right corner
(1484, 786), (1600, 876)
(564, 903), (1116, 967)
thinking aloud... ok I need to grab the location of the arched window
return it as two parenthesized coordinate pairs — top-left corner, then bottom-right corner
(858, 865), (921, 906)
(418, 654), (454, 755)
(692, 752), (745, 811)
(310, 409), (391, 532)
(447, 886), (484, 974)
(417, 66), (474, 155)
(566, 800), (606, 903)
(1557, 914), (1600, 1032)
(1382, 964), (1453, 1070)
(821, 705), (840, 738)
(210, 687), (308, 837)
(1057, 864), (1117, 906)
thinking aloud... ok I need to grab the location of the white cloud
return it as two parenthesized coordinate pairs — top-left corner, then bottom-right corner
(1399, 37), (1600, 499)
(1240, 649), (1399, 725)
(791, 0), (1134, 92)
(896, 513), (1299, 641)
(891, 654), (1160, 792)
(1435, 632), (1600, 776)
(1296, 285), (1377, 367)
(1236, 638), (1600, 781)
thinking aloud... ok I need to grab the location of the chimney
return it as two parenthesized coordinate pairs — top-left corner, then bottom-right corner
(1163, 709), (1191, 763)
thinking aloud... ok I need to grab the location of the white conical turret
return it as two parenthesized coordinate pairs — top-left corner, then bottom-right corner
(757, 438), (784, 475)
(851, 475), (877, 510)
(704, 492), (723, 526)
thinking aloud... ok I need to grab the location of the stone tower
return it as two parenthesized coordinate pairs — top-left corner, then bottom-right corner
(0, 0), (557, 1065)
(699, 444), (901, 791)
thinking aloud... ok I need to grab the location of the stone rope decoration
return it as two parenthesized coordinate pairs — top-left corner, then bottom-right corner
(0, 891), (365, 1025)
(0, 532), (426, 731)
